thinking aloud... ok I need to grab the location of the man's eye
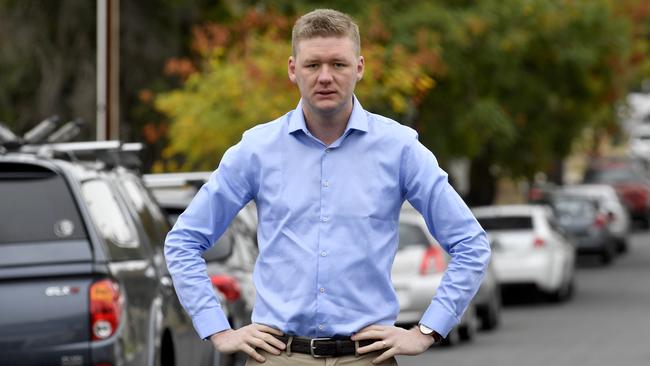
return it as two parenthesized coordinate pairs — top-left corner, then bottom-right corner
(306, 64), (318, 69)
(334, 63), (346, 68)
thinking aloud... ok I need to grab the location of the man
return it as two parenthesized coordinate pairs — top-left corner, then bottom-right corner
(165, 8), (490, 365)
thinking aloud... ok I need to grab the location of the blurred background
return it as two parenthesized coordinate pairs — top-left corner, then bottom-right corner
(3, 0), (650, 205)
(2, 1), (650, 365)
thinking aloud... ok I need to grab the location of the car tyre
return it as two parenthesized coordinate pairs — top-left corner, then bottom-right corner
(158, 331), (175, 366)
(457, 306), (477, 341)
(600, 246), (615, 265)
(616, 237), (628, 254)
(548, 275), (574, 303)
(440, 328), (461, 347)
(478, 290), (501, 331)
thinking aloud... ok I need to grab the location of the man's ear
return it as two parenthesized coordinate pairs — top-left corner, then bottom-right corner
(288, 56), (297, 83)
(356, 56), (365, 81)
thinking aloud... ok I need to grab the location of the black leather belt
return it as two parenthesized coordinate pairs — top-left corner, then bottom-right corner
(273, 335), (376, 358)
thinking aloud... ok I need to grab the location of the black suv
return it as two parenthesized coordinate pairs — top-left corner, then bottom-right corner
(0, 134), (218, 365)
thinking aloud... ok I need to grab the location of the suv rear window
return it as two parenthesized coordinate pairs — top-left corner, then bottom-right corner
(477, 216), (533, 231)
(0, 164), (87, 244)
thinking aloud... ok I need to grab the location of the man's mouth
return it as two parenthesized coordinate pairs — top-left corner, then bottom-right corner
(316, 90), (336, 96)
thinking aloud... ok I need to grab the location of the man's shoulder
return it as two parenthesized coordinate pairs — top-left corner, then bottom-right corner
(366, 111), (418, 142)
(240, 113), (290, 143)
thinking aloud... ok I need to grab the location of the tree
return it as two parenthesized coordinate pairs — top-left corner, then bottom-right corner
(0, 0), (96, 135)
(154, 9), (433, 171)
(384, 0), (634, 204)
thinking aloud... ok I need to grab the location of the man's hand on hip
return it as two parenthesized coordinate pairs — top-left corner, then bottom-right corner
(351, 325), (436, 364)
(210, 323), (286, 363)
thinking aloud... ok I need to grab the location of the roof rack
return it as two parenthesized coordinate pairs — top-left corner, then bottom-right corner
(1, 118), (143, 170)
(27, 141), (143, 170)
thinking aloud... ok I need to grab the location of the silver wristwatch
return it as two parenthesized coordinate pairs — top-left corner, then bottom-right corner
(419, 323), (441, 343)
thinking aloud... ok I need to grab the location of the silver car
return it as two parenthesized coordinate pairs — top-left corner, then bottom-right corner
(394, 206), (478, 345)
(558, 184), (631, 253)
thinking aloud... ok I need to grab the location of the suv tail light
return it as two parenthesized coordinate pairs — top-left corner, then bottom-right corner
(90, 279), (123, 341)
(419, 245), (446, 275)
(533, 237), (545, 248)
(593, 213), (608, 229)
(210, 275), (241, 302)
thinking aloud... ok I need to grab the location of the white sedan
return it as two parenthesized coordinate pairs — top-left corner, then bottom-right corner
(472, 205), (576, 302)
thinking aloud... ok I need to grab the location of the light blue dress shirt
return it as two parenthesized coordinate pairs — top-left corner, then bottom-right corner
(165, 96), (491, 340)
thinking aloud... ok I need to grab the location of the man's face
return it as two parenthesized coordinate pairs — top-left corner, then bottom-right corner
(288, 36), (364, 118)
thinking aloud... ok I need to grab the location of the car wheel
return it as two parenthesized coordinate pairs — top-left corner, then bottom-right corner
(479, 291), (501, 331)
(616, 237), (628, 254)
(458, 321), (476, 342)
(457, 306), (477, 342)
(548, 275), (574, 303)
(441, 328), (461, 347)
(158, 331), (175, 366)
(601, 246), (614, 265)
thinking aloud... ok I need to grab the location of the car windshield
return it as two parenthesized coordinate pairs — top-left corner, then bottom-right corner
(476, 215), (533, 231)
(0, 164), (87, 244)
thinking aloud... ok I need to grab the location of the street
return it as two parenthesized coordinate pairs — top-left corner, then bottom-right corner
(398, 230), (650, 366)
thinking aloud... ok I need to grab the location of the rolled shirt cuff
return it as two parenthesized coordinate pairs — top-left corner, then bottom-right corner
(193, 307), (232, 340)
(419, 300), (460, 338)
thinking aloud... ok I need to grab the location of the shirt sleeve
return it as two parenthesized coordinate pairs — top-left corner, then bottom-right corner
(401, 135), (491, 338)
(164, 140), (255, 339)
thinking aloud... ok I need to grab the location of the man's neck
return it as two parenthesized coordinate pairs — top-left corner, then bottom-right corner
(303, 102), (353, 146)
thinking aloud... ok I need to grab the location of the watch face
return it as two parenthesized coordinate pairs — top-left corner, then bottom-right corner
(419, 324), (434, 335)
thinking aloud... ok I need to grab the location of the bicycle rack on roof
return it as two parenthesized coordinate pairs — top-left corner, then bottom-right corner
(0, 117), (143, 170)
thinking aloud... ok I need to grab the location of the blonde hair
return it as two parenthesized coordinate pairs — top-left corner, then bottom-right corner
(291, 9), (360, 57)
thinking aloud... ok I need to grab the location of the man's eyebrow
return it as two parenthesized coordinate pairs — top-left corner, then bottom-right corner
(302, 57), (349, 64)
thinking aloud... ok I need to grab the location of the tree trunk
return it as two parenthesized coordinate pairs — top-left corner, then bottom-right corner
(465, 156), (497, 207)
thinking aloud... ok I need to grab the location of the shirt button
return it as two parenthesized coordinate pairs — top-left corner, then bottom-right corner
(320, 251), (327, 257)
(323, 180), (329, 188)
(325, 148), (331, 153)
(321, 217), (329, 222)
(319, 324), (325, 330)
(320, 287), (325, 293)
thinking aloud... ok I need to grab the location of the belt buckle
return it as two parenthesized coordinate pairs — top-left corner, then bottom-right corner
(310, 337), (332, 358)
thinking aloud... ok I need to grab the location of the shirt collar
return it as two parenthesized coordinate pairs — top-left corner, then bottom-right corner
(288, 95), (369, 135)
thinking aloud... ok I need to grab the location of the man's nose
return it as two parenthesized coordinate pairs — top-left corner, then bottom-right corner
(317, 65), (333, 83)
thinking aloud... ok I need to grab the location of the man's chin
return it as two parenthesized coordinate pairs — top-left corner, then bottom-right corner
(310, 100), (345, 115)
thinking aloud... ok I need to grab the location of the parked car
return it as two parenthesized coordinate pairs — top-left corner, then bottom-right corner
(0, 139), (216, 366)
(527, 181), (557, 205)
(395, 205), (481, 345)
(557, 184), (631, 253)
(145, 172), (258, 365)
(628, 124), (650, 165)
(471, 246), (502, 331)
(582, 157), (650, 227)
(472, 205), (576, 302)
(550, 194), (617, 264)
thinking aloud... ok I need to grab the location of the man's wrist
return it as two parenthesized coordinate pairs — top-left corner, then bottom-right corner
(418, 323), (442, 343)
(209, 329), (231, 342)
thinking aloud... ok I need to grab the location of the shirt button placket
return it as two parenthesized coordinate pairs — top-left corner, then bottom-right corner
(317, 147), (331, 334)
